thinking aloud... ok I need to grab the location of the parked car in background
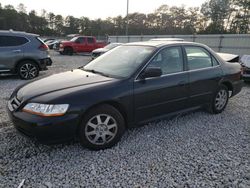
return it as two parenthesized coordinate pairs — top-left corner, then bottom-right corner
(8, 41), (243, 150)
(240, 55), (250, 81)
(216, 52), (240, 63)
(43, 38), (55, 43)
(45, 39), (60, 50)
(91, 43), (122, 59)
(150, 38), (184, 41)
(0, 30), (52, 79)
(58, 36), (107, 55)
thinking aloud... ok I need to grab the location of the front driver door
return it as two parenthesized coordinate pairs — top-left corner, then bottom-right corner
(75, 37), (86, 52)
(134, 46), (189, 123)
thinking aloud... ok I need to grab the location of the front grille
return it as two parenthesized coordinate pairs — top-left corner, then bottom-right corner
(8, 97), (21, 111)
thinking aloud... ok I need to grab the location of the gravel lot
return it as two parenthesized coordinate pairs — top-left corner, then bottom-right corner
(0, 51), (250, 187)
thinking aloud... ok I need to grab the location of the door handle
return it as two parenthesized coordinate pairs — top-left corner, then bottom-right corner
(12, 50), (21, 53)
(178, 81), (186, 86)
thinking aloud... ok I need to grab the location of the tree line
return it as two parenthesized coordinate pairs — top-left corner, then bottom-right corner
(0, 0), (249, 37)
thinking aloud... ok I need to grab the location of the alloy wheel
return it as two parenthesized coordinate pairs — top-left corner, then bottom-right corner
(20, 63), (38, 79)
(85, 114), (118, 145)
(215, 89), (228, 111)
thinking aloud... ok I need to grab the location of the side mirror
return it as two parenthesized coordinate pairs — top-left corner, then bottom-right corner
(139, 67), (162, 79)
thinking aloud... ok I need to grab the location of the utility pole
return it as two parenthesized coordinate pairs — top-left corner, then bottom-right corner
(125, 0), (129, 36)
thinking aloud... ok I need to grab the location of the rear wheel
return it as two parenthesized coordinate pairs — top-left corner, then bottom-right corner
(79, 104), (125, 150)
(17, 61), (39, 80)
(208, 85), (229, 114)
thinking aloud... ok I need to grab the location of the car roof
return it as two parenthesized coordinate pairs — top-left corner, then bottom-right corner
(123, 41), (203, 48)
(150, 38), (184, 41)
(0, 30), (39, 37)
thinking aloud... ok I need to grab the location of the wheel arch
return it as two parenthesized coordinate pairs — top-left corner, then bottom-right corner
(77, 100), (129, 133)
(64, 46), (74, 51)
(15, 58), (40, 73)
(220, 80), (233, 96)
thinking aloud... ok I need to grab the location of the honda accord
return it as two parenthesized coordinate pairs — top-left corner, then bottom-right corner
(7, 41), (243, 150)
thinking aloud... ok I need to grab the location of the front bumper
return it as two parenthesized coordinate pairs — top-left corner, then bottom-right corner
(7, 107), (80, 144)
(58, 47), (64, 52)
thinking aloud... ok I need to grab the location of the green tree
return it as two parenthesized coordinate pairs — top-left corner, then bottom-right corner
(17, 3), (27, 14)
(54, 15), (65, 36)
(201, 0), (231, 33)
(64, 16), (80, 35)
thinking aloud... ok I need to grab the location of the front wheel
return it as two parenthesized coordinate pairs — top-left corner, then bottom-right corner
(79, 105), (125, 150)
(208, 85), (229, 114)
(63, 47), (73, 55)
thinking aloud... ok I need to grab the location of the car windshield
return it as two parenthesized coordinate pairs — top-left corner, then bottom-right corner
(104, 43), (121, 50)
(84, 45), (155, 78)
(70, 37), (78, 42)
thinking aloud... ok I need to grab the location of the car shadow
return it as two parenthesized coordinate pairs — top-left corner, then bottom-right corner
(0, 74), (20, 80)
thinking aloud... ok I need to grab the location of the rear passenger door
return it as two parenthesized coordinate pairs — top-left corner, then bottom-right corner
(86, 37), (95, 52)
(0, 35), (26, 71)
(183, 46), (222, 107)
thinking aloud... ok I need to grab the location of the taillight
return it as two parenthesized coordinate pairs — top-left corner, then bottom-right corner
(39, 44), (49, 51)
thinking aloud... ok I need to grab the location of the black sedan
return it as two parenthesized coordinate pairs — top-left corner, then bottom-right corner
(7, 41), (243, 150)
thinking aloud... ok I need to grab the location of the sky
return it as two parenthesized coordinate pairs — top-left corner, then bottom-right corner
(0, 0), (206, 19)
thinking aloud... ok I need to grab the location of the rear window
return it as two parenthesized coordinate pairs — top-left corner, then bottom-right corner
(185, 46), (213, 70)
(0, 36), (29, 47)
(36, 37), (46, 44)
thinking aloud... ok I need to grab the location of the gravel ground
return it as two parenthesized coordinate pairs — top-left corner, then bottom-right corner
(0, 51), (250, 187)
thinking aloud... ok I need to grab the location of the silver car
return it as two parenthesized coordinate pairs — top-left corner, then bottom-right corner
(91, 43), (122, 59)
(0, 30), (52, 79)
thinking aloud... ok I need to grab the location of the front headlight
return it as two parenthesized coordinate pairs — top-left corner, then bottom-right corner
(23, 103), (69, 117)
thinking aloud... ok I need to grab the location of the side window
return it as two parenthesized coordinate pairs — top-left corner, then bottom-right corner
(212, 56), (220, 66)
(87, 37), (94, 44)
(0, 36), (28, 47)
(185, 46), (213, 70)
(76, 37), (85, 44)
(148, 46), (183, 75)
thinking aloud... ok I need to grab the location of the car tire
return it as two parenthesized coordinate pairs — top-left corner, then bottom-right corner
(17, 61), (39, 80)
(64, 47), (73, 56)
(79, 104), (125, 150)
(208, 85), (229, 114)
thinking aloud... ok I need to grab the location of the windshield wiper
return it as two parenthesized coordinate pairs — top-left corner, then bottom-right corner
(83, 69), (111, 78)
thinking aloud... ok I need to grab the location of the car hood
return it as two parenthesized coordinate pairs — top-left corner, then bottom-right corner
(61, 41), (72, 45)
(16, 69), (114, 101)
(92, 48), (109, 53)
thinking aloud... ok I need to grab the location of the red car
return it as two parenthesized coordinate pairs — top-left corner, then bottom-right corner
(58, 36), (107, 55)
